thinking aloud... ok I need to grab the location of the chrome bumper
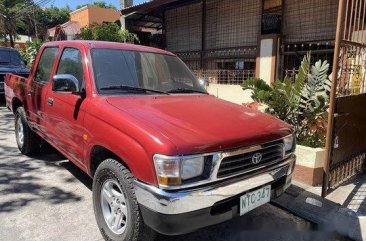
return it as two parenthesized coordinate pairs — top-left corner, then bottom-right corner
(134, 156), (295, 215)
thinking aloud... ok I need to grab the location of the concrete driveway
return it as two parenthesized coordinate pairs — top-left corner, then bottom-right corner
(0, 103), (346, 241)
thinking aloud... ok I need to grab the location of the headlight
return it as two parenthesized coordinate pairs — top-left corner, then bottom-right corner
(284, 134), (295, 152)
(153, 154), (205, 187)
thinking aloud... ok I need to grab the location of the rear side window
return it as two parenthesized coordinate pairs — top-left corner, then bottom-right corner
(0, 50), (25, 66)
(34, 47), (58, 83)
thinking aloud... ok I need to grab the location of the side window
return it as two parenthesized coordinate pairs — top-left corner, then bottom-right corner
(56, 48), (85, 89)
(34, 47), (58, 83)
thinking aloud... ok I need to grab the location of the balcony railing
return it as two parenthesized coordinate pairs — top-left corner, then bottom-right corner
(193, 69), (255, 85)
(284, 68), (299, 82)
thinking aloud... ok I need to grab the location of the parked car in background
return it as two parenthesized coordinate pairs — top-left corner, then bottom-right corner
(0, 47), (30, 95)
(4, 41), (296, 241)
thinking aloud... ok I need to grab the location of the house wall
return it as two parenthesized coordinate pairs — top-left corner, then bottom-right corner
(165, 0), (261, 74)
(282, 0), (338, 43)
(205, 0), (261, 50)
(145, 0), (339, 88)
(87, 6), (121, 26)
(70, 7), (90, 27)
(165, 3), (202, 52)
(70, 6), (120, 27)
(206, 84), (253, 104)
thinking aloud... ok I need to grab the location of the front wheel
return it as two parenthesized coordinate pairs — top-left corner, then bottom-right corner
(93, 159), (155, 241)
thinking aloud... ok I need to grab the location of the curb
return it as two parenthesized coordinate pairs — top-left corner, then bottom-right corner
(272, 185), (365, 241)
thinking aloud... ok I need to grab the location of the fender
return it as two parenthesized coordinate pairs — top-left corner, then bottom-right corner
(83, 110), (158, 186)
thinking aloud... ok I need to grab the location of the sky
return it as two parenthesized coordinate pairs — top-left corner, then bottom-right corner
(44, 0), (146, 10)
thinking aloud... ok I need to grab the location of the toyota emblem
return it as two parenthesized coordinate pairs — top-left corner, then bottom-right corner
(252, 153), (262, 164)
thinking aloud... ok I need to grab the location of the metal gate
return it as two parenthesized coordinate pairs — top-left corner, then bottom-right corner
(322, 0), (366, 197)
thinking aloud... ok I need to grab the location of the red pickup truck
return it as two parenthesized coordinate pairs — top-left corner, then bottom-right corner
(5, 41), (296, 241)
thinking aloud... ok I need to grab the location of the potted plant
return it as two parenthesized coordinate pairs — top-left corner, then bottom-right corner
(242, 53), (331, 186)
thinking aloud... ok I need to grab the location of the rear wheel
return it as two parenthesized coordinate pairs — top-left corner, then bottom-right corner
(93, 159), (156, 241)
(15, 107), (41, 155)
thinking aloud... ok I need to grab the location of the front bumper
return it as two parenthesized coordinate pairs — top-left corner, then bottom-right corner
(134, 155), (295, 235)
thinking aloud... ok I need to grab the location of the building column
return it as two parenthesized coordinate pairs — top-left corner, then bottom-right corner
(120, 0), (133, 30)
(255, 34), (281, 84)
(120, 15), (126, 29)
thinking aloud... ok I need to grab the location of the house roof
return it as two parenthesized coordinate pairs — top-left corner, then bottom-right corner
(121, 0), (182, 15)
(48, 21), (82, 37)
(122, 0), (197, 29)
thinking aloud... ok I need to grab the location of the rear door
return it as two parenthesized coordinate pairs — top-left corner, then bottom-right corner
(26, 47), (59, 134)
(44, 46), (88, 165)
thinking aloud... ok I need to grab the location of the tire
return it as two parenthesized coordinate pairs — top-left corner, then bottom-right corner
(14, 107), (41, 155)
(93, 159), (156, 241)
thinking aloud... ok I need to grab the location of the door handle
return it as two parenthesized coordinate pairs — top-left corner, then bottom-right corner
(47, 97), (54, 106)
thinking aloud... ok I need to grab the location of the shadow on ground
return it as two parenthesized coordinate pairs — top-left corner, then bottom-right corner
(0, 102), (89, 213)
(0, 145), (86, 213)
(342, 176), (366, 216)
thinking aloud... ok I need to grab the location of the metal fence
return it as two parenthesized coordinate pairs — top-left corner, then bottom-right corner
(193, 69), (255, 85)
(322, 0), (366, 197)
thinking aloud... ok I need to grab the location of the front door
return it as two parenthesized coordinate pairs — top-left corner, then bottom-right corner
(44, 47), (88, 166)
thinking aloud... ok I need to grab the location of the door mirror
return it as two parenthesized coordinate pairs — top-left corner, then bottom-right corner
(198, 78), (208, 88)
(52, 74), (80, 94)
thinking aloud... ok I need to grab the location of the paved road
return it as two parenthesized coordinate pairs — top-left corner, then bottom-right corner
(0, 102), (346, 241)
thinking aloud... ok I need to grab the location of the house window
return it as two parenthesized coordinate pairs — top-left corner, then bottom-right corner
(217, 58), (255, 71)
(201, 58), (256, 84)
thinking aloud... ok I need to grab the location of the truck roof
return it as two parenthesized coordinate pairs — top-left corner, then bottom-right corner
(0, 47), (18, 51)
(43, 40), (175, 56)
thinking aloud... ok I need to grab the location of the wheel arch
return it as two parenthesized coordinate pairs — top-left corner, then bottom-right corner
(12, 97), (22, 114)
(89, 145), (131, 177)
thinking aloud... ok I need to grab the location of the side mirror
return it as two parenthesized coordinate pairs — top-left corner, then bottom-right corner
(198, 78), (208, 88)
(52, 74), (80, 94)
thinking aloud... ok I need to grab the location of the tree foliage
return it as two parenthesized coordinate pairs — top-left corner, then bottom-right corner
(16, 40), (42, 66)
(79, 23), (139, 43)
(39, 6), (70, 30)
(242, 53), (331, 148)
(0, 0), (32, 46)
(0, 0), (71, 45)
(76, 1), (116, 10)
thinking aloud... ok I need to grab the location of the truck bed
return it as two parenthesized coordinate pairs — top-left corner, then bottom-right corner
(4, 73), (28, 111)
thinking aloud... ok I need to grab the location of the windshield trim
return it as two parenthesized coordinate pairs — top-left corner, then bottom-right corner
(89, 47), (206, 96)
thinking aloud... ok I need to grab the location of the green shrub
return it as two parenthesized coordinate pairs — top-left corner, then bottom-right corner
(79, 23), (139, 43)
(17, 40), (43, 66)
(242, 53), (331, 148)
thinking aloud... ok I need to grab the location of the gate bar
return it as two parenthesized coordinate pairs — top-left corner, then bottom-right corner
(322, 0), (347, 198)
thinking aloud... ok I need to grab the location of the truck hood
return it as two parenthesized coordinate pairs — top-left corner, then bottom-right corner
(106, 95), (292, 154)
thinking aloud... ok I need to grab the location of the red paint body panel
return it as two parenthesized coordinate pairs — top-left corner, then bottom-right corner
(106, 95), (291, 154)
(4, 41), (292, 187)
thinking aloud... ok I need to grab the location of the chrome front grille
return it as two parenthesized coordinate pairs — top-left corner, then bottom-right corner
(217, 141), (284, 178)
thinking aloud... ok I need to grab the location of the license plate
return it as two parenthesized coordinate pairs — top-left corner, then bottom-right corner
(240, 185), (271, 216)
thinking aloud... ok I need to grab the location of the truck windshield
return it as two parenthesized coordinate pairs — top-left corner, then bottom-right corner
(0, 50), (25, 66)
(91, 48), (207, 95)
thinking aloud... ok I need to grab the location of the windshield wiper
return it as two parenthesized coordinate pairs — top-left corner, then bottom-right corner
(166, 88), (208, 94)
(99, 85), (169, 95)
